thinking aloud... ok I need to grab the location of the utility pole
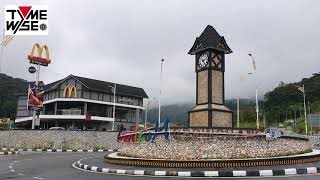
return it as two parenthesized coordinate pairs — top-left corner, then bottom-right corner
(248, 53), (259, 129)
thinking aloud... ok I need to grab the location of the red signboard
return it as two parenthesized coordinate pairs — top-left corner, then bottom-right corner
(85, 115), (91, 121)
(27, 85), (44, 110)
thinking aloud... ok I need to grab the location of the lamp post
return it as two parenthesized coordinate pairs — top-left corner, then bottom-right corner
(109, 84), (116, 131)
(248, 53), (259, 129)
(159, 59), (164, 126)
(294, 85), (308, 134)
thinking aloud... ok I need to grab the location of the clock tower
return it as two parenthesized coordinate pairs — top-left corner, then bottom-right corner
(188, 25), (233, 128)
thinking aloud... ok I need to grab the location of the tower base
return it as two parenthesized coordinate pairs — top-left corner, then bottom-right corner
(188, 104), (233, 128)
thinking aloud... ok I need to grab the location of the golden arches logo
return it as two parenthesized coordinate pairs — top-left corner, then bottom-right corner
(63, 86), (77, 98)
(28, 43), (51, 65)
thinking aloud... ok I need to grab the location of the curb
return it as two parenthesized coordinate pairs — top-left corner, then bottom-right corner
(1, 148), (118, 153)
(74, 160), (320, 177)
(0, 151), (19, 155)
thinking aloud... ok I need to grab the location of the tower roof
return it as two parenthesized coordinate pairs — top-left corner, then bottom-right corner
(188, 25), (232, 55)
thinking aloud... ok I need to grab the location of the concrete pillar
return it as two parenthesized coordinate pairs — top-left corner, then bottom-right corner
(84, 102), (87, 115)
(54, 102), (58, 115)
(135, 108), (139, 126)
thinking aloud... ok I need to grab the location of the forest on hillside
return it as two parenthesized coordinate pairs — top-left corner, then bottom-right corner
(0, 73), (28, 120)
(264, 73), (320, 124)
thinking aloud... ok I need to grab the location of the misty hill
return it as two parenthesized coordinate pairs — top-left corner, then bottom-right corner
(146, 99), (258, 127)
(264, 72), (320, 123)
(0, 73), (28, 119)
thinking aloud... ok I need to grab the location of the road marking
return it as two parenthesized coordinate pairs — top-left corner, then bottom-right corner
(154, 171), (166, 176)
(33, 177), (45, 179)
(10, 169), (15, 172)
(9, 166), (12, 168)
(18, 173), (24, 176)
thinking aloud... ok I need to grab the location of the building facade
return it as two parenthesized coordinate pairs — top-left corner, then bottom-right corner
(15, 75), (148, 131)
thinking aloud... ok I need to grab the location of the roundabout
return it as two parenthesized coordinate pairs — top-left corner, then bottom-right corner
(0, 146), (318, 179)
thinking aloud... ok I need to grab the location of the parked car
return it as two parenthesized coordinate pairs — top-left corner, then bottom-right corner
(49, 127), (65, 130)
(67, 127), (81, 131)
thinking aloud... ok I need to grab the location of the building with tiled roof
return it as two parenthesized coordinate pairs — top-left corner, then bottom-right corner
(15, 74), (148, 131)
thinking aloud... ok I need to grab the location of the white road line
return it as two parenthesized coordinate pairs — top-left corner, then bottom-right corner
(233, 171), (246, 176)
(154, 171), (166, 176)
(33, 177), (45, 179)
(204, 171), (219, 177)
(9, 166), (12, 168)
(10, 169), (15, 172)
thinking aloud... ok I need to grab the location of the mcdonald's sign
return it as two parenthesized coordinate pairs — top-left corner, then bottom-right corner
(63, 86), (77, 98)
(28, 43), (51, 66)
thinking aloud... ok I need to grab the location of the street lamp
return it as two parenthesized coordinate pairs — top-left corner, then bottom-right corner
(248, 53), (259, 129)
(109, 84), (116, 131)
(294, 84), (308, 134)
(159, 59), (164, 126)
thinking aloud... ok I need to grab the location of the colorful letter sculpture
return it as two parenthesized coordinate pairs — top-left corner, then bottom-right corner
(117, 118), (170, 143)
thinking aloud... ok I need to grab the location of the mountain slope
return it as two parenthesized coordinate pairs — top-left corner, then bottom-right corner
(0, 73), (28, 119)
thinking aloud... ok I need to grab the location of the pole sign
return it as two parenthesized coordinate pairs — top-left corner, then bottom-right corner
(28, 43), (51, 66)
(28, 66), (36, 73)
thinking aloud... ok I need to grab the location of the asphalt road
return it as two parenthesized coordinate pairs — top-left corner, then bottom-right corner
(0, 151), (319, 180)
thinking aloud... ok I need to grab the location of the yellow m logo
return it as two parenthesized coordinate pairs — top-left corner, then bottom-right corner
(63, 86), (77, 98)
(29, 43), (50, 60)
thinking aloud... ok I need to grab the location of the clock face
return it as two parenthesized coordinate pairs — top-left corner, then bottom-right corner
(198, 53), (209, 69)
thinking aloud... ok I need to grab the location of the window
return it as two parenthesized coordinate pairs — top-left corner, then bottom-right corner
(98, 93), (104, 101)
(55, 91), (59, 99)
(104, 94), (111, 102)
(133, 99), (139, 106)
(83, 91), (90, 99)
(91, 92), (98, 100)
(77, 90), (82, 98)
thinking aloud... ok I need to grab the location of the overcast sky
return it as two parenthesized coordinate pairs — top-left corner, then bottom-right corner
(1, 0), (320, 105)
